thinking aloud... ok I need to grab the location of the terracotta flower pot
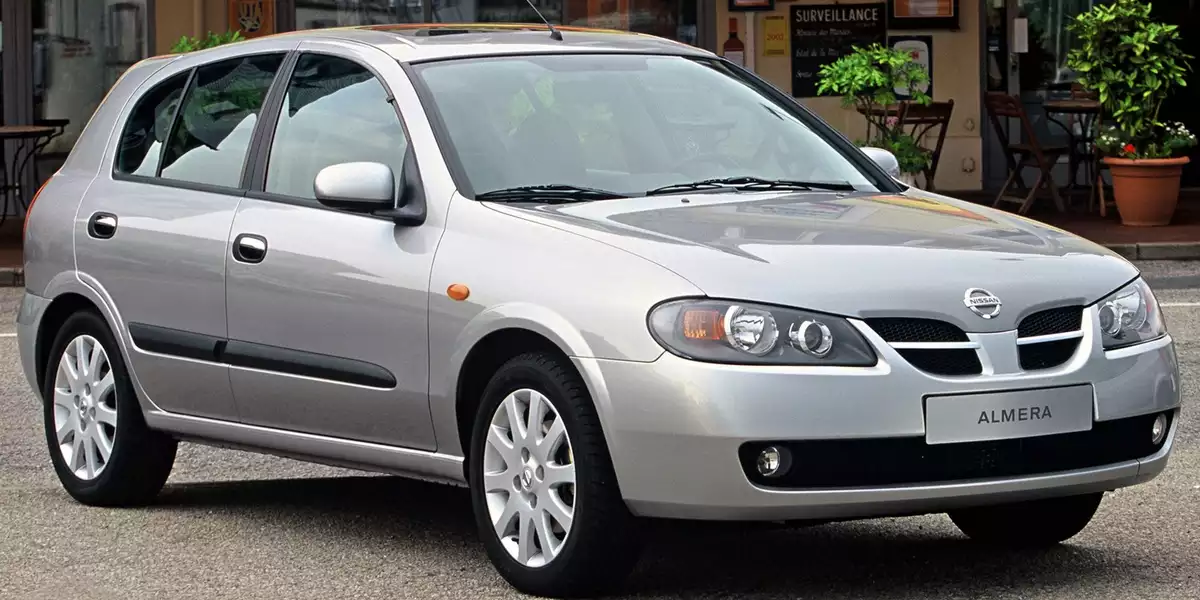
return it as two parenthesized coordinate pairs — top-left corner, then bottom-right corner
(1103, 156), (1190, 226)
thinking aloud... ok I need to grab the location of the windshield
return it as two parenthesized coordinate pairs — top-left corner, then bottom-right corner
(413, 54), (884, 198)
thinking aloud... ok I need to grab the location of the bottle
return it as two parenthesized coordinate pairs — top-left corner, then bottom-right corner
(723, 17), (745, 66)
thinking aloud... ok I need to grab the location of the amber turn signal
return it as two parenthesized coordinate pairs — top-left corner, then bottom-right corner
(447, 283), (470, 301)
(682, 309), (723, 341)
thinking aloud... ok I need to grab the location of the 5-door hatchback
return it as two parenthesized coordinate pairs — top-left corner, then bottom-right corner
(19, 24), (1180, 598)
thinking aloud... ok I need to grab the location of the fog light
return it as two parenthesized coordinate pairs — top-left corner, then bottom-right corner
(1151, 413), (1168, 445)
(756, 446), (791, 478)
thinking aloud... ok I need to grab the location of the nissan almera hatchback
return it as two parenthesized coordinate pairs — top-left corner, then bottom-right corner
(18, 24), (1180, 598)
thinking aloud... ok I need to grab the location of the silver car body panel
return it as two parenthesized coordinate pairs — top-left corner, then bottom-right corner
(17, 28), (1181, 520)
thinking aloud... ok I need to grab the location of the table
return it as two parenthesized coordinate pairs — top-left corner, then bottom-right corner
(1043, 99), (1102, 201)
(0, 124), (57, 228)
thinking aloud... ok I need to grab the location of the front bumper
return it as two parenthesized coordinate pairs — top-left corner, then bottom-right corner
(578, 308), (1180, 522)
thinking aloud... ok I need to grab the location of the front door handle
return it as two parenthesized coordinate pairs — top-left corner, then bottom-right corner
(87, 212), (118, 239)
(232, 234), (268, 264)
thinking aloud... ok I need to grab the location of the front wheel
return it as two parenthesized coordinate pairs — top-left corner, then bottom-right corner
(469, 352), (641, 598)
(948, 492), (1104, 547)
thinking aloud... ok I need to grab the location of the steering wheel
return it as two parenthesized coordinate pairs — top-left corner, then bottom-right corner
(669, 153), (744, 178)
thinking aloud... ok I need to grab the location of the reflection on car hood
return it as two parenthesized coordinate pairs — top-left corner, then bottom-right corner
(487, 189), (1139, 332)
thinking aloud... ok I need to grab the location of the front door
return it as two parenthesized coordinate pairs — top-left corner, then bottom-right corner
(223, 42), (438, 450)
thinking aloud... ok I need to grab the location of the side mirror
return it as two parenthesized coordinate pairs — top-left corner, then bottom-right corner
(314, 162), (397, 211)
(860, 147), (902, 181)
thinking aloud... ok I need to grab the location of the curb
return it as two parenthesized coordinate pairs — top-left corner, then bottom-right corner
(1104, 242), (1200, 261)
(0, 267), (24, 288)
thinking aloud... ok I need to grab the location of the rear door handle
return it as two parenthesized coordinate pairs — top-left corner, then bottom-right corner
(232, 234), (268, 264)
(87, 212), (118, 239)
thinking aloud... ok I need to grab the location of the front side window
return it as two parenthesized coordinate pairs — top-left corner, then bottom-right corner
(115, 72), (190, 177)
(265, 54), (408, 200)
(160, 53), (285, 188)
(414, 54), (881, 197)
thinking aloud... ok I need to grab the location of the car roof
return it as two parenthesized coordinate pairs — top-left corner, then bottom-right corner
(192, 23), (714, 63)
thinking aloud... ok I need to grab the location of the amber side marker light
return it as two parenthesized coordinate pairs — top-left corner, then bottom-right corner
(447, 284), (470, 301)
(682, 309), (724, 341)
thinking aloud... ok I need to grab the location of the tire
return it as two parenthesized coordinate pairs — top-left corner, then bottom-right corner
(42, 310), (177, 506)
(468, 352), (642, 598)
(948, 492), (1104, 547)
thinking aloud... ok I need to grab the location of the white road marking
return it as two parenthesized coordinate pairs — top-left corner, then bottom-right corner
(1162, 302), (1200, 308)
(0, 332), (15, 337)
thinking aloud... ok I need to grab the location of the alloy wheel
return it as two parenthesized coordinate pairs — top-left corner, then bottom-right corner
(52, 335), (117, 480)
(483, 388), (576, 568)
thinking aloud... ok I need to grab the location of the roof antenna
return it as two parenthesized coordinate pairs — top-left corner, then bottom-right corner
(523, 0), (563, 40)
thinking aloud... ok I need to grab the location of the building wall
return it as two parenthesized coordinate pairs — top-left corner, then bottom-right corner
(155, 0), (230, 53)
(717, 0), (983, 191)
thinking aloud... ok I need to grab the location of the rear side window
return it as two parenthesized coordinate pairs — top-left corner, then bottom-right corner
(115, 72), (190, 176)
(264, 53), (408, 199)
(159, 53), (285, 188)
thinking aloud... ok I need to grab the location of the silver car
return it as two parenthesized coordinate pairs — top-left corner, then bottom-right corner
(17, 24), (1180, 597)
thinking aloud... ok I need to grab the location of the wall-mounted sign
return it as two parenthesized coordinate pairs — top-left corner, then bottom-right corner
(889, 35), (933, 99)
(729, 0), (776, 12)
(888, 0), (960, 30)
(763, 15), (788, 56)
(230, 0), (276, 38)
(790, 3), (886, 98)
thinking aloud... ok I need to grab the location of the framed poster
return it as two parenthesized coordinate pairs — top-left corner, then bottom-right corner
(729, 0), (775, 12)
(888, 0), (960, 30)
(889, 35), (933, 99)
(790, 3), (887, 98)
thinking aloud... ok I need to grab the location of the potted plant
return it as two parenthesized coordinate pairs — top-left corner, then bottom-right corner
(817, 43), (932, 186)
(1067, 0), (1195, 226)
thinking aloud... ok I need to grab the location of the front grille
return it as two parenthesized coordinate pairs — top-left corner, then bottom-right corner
(1019, 339), (1081, 370)
(1019, 306), (1084, 338)
(866, 318), (967, 343)
(740, 412), (1171, 489)
(897, 349), (982, 376)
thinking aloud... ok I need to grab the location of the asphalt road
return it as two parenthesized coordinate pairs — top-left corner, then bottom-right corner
(2, 263), (1198, 600)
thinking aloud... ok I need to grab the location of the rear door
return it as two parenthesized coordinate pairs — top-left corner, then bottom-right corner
(76, 47), (290, 420)
(222, 41), (439, 449)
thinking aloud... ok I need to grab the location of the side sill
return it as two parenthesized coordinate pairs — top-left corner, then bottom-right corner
(145, 410), (467, 486)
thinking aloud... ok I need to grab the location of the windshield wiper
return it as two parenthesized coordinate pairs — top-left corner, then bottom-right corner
(475, 184), (630, 203)
(646, 176), (855, 196)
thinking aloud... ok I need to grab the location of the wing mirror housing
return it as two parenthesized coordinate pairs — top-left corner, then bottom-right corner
(313, 155), (426, 226)
(860, 147), (903, 181)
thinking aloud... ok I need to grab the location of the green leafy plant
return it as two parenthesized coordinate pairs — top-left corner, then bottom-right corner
(1066, 0), (1193, 159)
(817, 44), (932, 174)
(171, 30), (245, 53)
(1096, 121), (1197, 160)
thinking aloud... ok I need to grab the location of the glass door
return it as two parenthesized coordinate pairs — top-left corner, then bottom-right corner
(982, 0), (1101, 191)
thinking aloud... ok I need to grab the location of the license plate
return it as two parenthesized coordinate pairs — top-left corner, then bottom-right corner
(925, 385), (1093, 445)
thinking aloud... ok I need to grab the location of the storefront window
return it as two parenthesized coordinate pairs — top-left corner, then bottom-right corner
(299, 0), (696, 46)
(35, 0), (150, 154)
(296, 0), (424, 29)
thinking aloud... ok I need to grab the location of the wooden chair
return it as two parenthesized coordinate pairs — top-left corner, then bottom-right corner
(984, 92), (1068, 215)
(897, 100), (954, 192)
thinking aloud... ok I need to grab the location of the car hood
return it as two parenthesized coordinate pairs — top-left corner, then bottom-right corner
(486, 189), (1139, 333)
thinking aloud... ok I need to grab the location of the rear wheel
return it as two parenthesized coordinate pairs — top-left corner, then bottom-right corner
(42, 310), (177, 506)
(469, 352), (641, 597)
(949, 492), (1104, 547)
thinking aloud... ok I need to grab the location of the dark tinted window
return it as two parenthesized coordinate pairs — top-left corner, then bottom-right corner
(115, 72), (190, 176)
(160, 53), (284, 188)
(265, 54), (407, 199)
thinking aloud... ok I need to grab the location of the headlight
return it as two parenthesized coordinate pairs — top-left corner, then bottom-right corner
(1096, 279), (1166, 349)
(648, 299), (877, 366)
